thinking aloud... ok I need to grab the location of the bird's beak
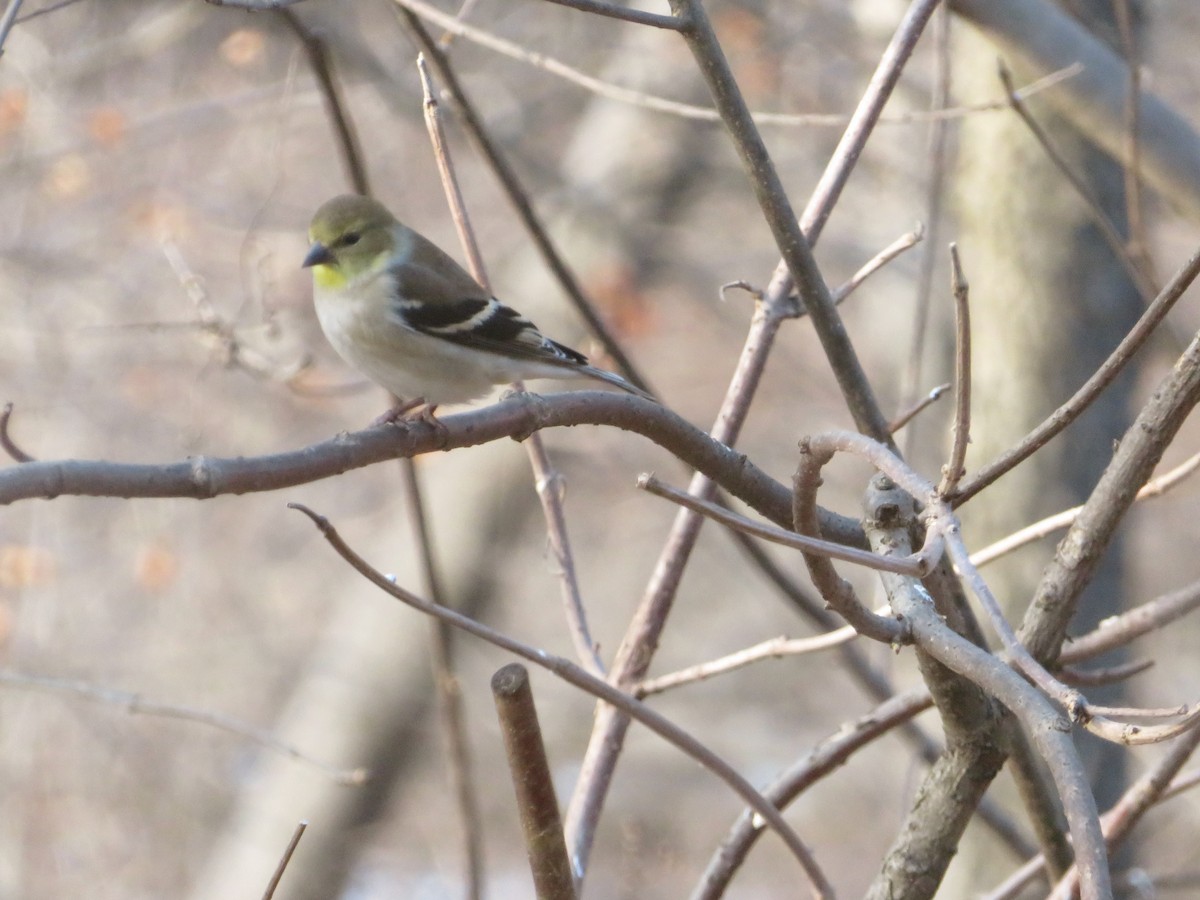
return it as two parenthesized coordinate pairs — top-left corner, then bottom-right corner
(302, 241), (335, 268)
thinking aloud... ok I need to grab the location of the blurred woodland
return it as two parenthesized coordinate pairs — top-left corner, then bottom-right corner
(2, 0), (1200, 898)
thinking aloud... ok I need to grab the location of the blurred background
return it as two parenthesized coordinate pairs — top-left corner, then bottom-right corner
(1, 0), (1199, 897)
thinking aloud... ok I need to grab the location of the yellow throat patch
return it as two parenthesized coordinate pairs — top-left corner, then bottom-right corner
(311, 264), (347, 290)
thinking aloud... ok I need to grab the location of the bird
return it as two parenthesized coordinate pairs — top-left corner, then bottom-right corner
(302, 194), (651, 417)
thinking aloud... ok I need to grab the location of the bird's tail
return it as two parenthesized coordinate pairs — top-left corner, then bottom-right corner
(583, 366), (656, 402)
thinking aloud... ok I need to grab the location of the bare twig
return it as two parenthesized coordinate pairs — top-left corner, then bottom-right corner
(0, 403), (34, 462)
(672, 0), (948, 442)
(829, 224), (925, 304)
(491, 664), (577, 900)
(566, 0), (944, 871)
(858, 478), (1109, 900)
(1060, 579), (1200, 665)
(639, 473), (933, 576)
(693, 688), (934, 898)
(0, 671), (367, 784)
(537, 0), (680, 31)
(635, 631), (861, 697)
(1059, 659), (1153, 687)
(0, 393), (866, 548)
(290, 503), (835, 898)
(988, 722), (1200, 900)
(1018, 319), (1200, 673)
(890, 383), (951, 434)
(937, 244), (971, 496)
(971, 449), (1200, 567)
(261, 821), (308, 900)
(417, 56), (604, 679)
(950, 242), (1200, 505)
(396, 0), (1075, 129)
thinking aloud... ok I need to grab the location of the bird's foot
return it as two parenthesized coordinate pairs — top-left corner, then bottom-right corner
(370, 397), (427, 427)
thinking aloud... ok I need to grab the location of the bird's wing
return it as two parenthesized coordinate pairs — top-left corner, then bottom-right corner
(389, 251), (587, 369)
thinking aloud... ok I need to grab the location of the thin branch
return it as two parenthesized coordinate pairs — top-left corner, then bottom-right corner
(636, 631), (861, 697)
(290, 503), (835, 898)
(1059, 579), (1200, 665)
(693, 688), (934, 899)
(261, 821), (307, 900)
(491, 664), (577, 900)
(398, 0), (1075, 129)
(792, 440), (909, 644)
(536, 0), (680, 31)
(1018, 317), (1200, 671)
(950, 241), (1200, 505)
(829, 224), (925, 304)
(1059, 659), (1153, 687)
(0, 403), (34, 463)
(0, 670), (367, 784)
(639, 473), (933, 576)
(670, 0), (945, 442)
(567, 0), (945, 869)
(417, 55), (604, 679)
(1162, 766), (1200, 802)
(937, 243), (971, 495)
(988, 722), (1200, 900)
(0, 393), (869, 549)
(971, 449), (1200, 567)
(890, 383), (951, 434)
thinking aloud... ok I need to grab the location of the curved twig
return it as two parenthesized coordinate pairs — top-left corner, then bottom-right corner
(290, 503), (835, 899)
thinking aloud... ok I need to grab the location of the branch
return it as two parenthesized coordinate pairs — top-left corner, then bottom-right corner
(1019, 320), (1200, 664)
(857, 479), (1108, 900)
(937, 244), (971, 495)
(491, 664), (577, 899)
(693, 689), (933, 898)
(639, 473), (930, 576)
(290, 503), (834, 898)
(536, 0), (680, 31)
(950, 242), (1200, 505)
(0, 393), (857, 538)
(261, 821), (307, 900)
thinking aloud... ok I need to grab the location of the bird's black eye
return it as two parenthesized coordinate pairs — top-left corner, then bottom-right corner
(340, 232), (361, 247)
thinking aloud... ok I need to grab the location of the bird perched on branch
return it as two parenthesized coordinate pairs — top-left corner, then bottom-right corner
(302, 194), (651, 417)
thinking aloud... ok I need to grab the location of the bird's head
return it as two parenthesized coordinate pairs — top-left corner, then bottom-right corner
(303, 194), (397, 289)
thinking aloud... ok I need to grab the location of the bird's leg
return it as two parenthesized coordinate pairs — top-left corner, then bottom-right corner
(371, 397), (426, 427)
(416, 403), (451, 449)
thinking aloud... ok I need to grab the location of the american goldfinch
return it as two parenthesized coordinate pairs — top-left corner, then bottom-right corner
(302, 194), (651, 410)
